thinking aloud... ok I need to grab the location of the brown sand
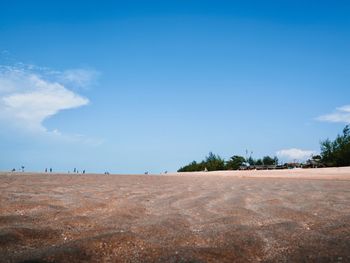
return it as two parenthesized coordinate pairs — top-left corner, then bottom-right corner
(0, 168), (350, 262)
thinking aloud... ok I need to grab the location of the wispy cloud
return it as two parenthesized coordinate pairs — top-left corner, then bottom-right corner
(276, 148), (315, 161)
(317, 105), (350, 124)
(60, 69), (99, 88)
(0, 64), (95, 135)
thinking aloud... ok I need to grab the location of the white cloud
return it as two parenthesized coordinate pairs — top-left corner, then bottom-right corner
(0, 65), (89, 133)
(276, 148), (315, 161)
(317, 105), (350, 124)
(60, 69), (99, 88)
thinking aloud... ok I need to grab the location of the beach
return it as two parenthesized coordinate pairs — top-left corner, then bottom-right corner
(1, 168), (350, 262)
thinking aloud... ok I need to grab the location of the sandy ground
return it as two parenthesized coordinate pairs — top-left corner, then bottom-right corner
(0, 168), (350, 262)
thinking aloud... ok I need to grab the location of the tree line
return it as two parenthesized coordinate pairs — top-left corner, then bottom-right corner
(178, 125), (350, 172)
(320, 125), (350, 167)
(178, 152), (279, 172)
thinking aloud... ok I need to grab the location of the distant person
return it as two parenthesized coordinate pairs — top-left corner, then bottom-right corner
(50, 168), (52, 173)
(45, 168), (47, 173)
(21, 166), (25, 172)
(73, 168), (76, 173)
(83, 170), (85, 174)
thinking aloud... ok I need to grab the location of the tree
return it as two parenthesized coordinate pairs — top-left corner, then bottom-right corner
(204, 152), (225, 171)
(320, 125), (350, 167)
(247, 156), (255, 166)
(255, 159), (263, 165)
(178, 161), (203, 172)
(226, 155), (246, 170)
(177, 152), (225, 172)
(262, 156), (278, 165)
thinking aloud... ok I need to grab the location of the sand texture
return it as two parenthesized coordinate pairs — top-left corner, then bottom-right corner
(0, 168), (350, 262)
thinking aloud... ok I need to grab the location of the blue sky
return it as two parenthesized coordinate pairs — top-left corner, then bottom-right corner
(0, 0), (349, 173)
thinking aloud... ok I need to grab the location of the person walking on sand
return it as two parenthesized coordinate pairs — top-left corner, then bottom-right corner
(50, 168), (52, 173)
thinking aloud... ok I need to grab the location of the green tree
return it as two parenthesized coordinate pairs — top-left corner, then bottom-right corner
(178, 161), (202, 172)
(204, 152), (225, 171)
(320, 125), (350, 167)
(255, 159), (263, 165)
(226, 155), (246, 170)
(247, 156), (256, 165)
(177, 152), (225, 172)
(262, 156), (278, 165)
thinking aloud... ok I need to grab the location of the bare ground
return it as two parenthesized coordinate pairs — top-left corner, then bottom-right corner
(0, 168), (350, 262)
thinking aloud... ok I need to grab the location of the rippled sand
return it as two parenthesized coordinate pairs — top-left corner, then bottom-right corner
(1, 168), (350, 262)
